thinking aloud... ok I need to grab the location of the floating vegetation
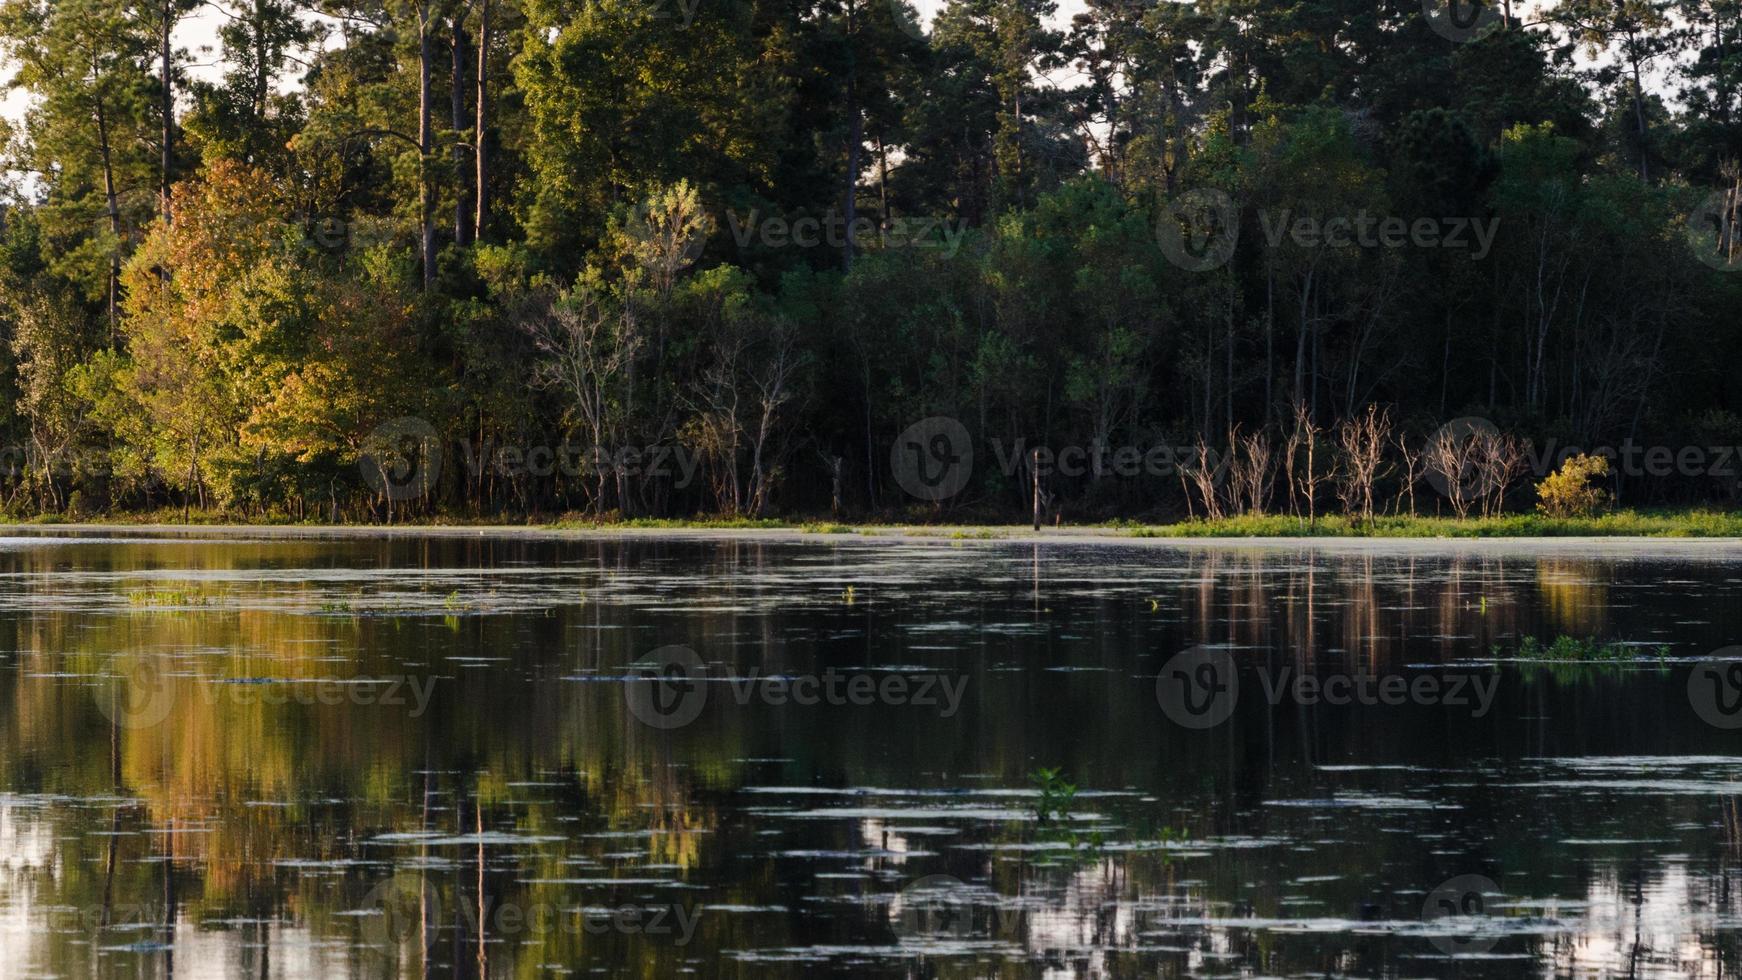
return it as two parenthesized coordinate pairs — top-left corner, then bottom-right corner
(1500, 635), (1669, 662)
(801, 522), (855, 534)
(1029, 768), (1077, 825)
(126, 589), (213, 607)
(310, 587), (486, 617)
(1025, 768), (1107, 858)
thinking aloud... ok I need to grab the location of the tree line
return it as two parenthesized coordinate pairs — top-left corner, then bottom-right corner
(1, 0), (1740, 521)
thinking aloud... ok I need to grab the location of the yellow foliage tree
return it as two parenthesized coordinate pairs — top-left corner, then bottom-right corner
(114, 160), (421, 510)
(1535, 453), (1611, 518)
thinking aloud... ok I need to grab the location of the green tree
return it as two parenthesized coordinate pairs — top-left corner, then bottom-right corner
(0, 0), (156, 326)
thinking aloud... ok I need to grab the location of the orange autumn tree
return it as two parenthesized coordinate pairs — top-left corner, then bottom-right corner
(107, 160), (423, 511)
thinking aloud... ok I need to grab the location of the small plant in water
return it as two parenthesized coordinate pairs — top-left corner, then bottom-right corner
(1029, 767), (1078, 825)
(1025, 768), (1108, 856)
(840, 585), (857, 605)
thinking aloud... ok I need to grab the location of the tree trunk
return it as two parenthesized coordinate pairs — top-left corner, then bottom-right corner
(253, 0), (268, 122)
(1292, 278), (1311, 411)
(159, 0), (174, 223)
(451, 14), (473, 247)
(1629, 39), (1650, 182)
(840, 0), (861, 270)
(183, 433), (199, 522)
(1031, 449), (1041, 530)
(417, 0), (435, 289)
(876, 133), (889, 231)
(92, 69), (121, 335)
(475, 0), (492, 242)
(1224, 290), (1234, 434)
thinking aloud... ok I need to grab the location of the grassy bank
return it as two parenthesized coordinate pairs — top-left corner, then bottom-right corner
(10, 509), (798, 530)
(1120, 509), (1742, 538)
(8, 507), (1742, 539)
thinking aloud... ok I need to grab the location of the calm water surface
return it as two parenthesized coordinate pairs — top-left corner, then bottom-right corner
(3, 529), (1742, 978)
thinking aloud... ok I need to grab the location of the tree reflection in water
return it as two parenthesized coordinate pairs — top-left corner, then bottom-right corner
(1, 530), (1740, 976)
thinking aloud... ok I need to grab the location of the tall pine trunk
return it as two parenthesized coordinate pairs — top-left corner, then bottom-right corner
(474, 0), (492, 242)
(92, 62), (121, 335)
(159, 0), (174, 223)
(840, 0), (860, 269)
(417, 0), (435, 289)
(451, 15), (472, 246)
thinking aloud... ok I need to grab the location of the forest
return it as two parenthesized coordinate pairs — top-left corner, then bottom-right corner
(0, 0), (1739, 523)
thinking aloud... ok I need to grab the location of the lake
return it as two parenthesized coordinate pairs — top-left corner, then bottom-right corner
(2, 528), (1741, 977)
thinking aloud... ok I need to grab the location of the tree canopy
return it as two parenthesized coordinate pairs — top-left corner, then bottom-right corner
(0, 0), (1739, 520)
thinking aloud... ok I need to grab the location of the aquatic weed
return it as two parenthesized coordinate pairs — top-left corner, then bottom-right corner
(126, 589), (212, 607)
(1029, 768), (1078, 825)
(1499, 634), (1669, 663)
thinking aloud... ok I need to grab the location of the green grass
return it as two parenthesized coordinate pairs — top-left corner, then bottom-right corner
(550, 515), (792, 530)
(897, 526), (1005, 539)
(5, 508), (797, 530)
(75, 508), (304, 525)
(1124, 509), (1742, 538)
(10, 505), (1741, 539)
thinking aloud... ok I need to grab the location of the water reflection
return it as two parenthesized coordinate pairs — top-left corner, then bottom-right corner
(1, 531), (1740, 976)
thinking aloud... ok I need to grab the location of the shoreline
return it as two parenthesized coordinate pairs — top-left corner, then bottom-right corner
(7, 520), (1742, 555)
